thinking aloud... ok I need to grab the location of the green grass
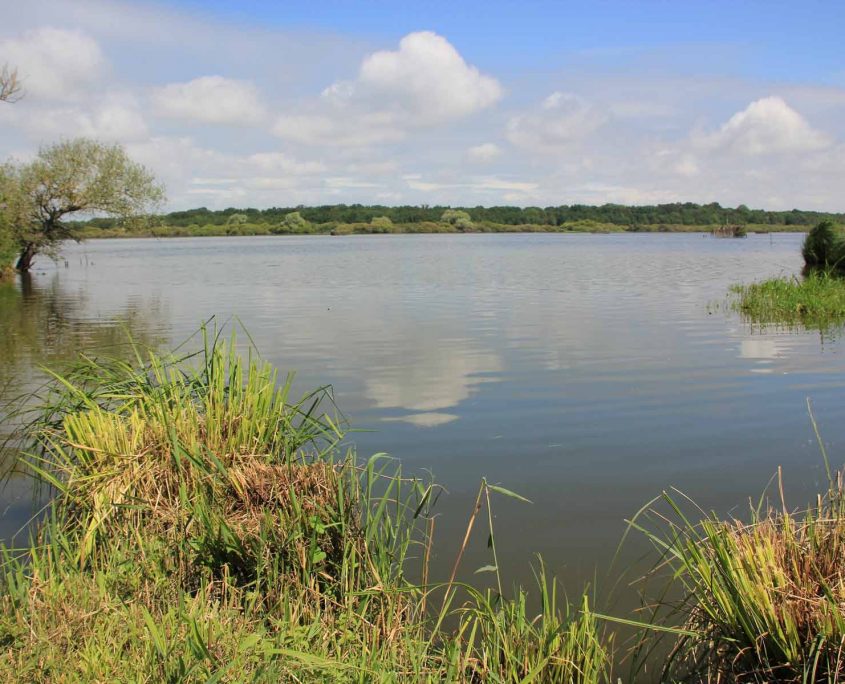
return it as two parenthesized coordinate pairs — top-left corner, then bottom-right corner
(4, 327), (845, 682)
(0, 329), (610, 682)
(730, 272), (845, 330)
(628, 464), (845, 683)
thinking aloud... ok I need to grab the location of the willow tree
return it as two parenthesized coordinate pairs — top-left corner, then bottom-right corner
(0, 165), (26, 275)
(10, 139), (164, 272)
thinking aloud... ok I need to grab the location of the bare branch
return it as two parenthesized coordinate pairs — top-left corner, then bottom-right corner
(0, 64), (23, 103)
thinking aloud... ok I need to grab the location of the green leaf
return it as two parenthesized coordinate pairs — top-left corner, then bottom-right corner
(474, 564), (498, 574)
(486, 484), (532, 504)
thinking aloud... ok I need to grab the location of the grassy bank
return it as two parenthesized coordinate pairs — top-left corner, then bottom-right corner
(2, 333), (844, 681)
(0, 334), (610, 682)
(730, 272), (845, 330)
(73, 221), (808, 240)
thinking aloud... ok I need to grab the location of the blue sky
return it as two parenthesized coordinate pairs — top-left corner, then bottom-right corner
(1, 0), (844, 210)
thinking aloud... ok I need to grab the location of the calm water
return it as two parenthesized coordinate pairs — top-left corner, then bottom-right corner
(2, 232), (844, 607)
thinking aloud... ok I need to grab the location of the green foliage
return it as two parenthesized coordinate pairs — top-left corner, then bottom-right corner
(729, 272), (845, 331)
(441, 209), (474, 231)
(803, 220), (845, 272)
(225, 212), (248, 226)
(0, 331), (611, 682)
(370, 215), (393, 232)
(7, 138), (164, 270)
(275, 211), (310, 234)
(0, 164), (25, 276)
(75, 202), (845, 234)
(632, 473), (845, 683)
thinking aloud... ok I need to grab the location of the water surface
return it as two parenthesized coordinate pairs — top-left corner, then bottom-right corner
(2, 233), (843, 606)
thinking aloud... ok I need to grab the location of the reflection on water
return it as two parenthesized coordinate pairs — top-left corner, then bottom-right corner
(0, 273), (168, 393)
(2, 233), (845, 607)
(0, 273), (168, 542)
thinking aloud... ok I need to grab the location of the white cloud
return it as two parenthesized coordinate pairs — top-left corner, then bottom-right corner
(353, 31), (502, 124)
(273, 31), (501, 146)
(2, 94), (148, 142)
(507, 92), (607, 152)
(467, 142), (502, 163)
(272, 113), (405, 147)
(246, 152), (326, 175)
(153, 75), (266, 125)
(695, 96), (830, 155)
(0, 27), (104, 100)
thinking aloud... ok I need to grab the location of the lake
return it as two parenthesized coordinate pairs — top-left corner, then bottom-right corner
(2, 232), (844, 612)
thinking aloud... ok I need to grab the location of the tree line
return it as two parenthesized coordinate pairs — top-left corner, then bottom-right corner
(78, 202), (845, 232)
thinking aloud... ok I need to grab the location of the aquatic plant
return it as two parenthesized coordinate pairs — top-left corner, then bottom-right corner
(0, 330), (610, 682)
(729, 271), (845, 331)
(631, 465), (845, 683)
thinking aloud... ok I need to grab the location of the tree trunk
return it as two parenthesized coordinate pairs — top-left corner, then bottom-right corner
(15, 243), (36, 272)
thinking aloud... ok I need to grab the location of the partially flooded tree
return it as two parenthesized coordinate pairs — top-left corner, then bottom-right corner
(0, 64), (22, 103)
(10, 139), (165, 272)
(0, 165), (26, 275)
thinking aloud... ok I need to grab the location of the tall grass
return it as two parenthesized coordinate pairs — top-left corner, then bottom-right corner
(730, 271), (845, 331)
(0, 330), (610, 682)
(626, 461), (845, 683)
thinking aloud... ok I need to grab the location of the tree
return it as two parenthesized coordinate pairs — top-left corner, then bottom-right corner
(0, 165), (26, 275)
(226, 213), (248, 226)
(278, 211), (309, 234)
(440, 209), (473, 231)
(370, 216), (393, 232)
(0, 64), (22, 103)
(8, 139), (164, 272)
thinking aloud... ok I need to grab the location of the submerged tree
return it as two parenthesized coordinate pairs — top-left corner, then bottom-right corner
(7, 139), (164, 272)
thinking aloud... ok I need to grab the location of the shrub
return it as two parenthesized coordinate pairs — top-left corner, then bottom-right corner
(441, 209), (474, 231)
(803, 220), (845, 272)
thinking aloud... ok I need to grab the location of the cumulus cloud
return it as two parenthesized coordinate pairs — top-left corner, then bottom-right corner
(507, 92), (607, 152)
(153, 75), (266, 125)
(467, 142), (502, 163)
(273, 31), (501, 146)
(2, 94), (148, 142)
(0, 27), (104, 100)
(694, 96), (830, 155)
(352, 31), (502, 124)
(272, 113), (405, 147)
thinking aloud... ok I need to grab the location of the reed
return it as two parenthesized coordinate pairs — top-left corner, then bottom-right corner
(0, 329), (609, 682)
(730, 271), (845, 330)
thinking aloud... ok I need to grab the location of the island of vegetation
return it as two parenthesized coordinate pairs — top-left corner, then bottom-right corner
(731, 220), (845, 330)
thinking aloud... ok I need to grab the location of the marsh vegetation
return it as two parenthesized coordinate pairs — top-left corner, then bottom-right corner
(730, 220), (845, 331)
(2, 332), (845, 682)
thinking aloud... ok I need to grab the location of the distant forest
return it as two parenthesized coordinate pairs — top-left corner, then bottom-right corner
(81, 202), (845, 230)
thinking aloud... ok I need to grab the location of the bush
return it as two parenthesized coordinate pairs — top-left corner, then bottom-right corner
(803, 220), (845, 272)
(370, 216), (393, 231)
(441, 209), (474, 231)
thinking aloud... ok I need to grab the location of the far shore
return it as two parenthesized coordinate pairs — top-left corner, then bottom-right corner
(75, 221), (812, 240)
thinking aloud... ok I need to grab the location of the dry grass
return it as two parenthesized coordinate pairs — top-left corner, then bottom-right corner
(631, 469), (845, 683)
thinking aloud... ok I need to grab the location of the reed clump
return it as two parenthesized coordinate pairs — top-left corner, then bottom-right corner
(635, 470), (845, 683)
(730, 271), (845, 330)
(0, 332), (610, 682)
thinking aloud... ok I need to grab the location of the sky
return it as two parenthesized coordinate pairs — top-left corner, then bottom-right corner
(1, 0), (844, 211)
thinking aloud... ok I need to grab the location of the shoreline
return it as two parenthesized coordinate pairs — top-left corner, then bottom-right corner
(75, 222), (812, 240)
